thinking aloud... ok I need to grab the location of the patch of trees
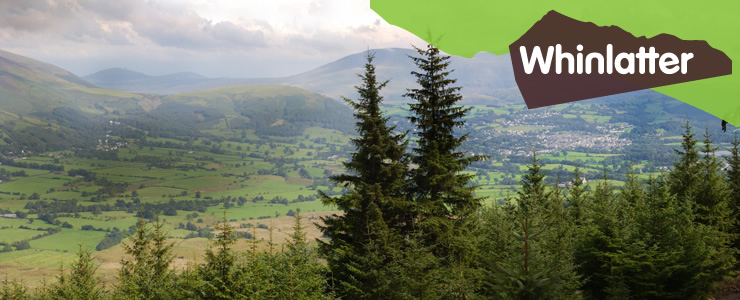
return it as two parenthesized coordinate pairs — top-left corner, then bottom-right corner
(11, 240), (30, 251)
(268, 196), (289, 205)
(81, 225), (108, 232)
(24, 198), (222, 220)
(0, 168), (29, 182)
(67, 168), (96, 181)
(183, 226), (212, 239)
(89, 177), (129, 197)
(133, 199), (221, 221)
(74, 149), (118, 160)
(95, 230), (126, 251)
(298, 168), (311, 179)
(0, 157), (64, 171)
(108, 126), (146, 140)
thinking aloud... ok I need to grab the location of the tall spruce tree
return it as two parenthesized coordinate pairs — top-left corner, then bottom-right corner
(404, 44), (486, 279)
(319, 51), (409, 299)
(575, 170), (627, 298)
(696, 127), (731, 229)
(567, 166), (588, 226)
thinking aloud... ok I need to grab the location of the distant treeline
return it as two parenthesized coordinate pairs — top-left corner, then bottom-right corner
(23, 198), (224, 224)
(0, 157), (64, 171)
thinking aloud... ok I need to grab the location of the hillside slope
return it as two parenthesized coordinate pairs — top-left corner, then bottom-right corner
(0, 49), (354, 151)
(0, 49), (144, 116)
(161, 85), (354, 136)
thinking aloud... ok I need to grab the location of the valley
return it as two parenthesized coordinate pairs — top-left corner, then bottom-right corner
(0, 47), (734, 286)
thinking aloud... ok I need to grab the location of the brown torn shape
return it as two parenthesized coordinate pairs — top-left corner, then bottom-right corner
(509, 10), (732, 109)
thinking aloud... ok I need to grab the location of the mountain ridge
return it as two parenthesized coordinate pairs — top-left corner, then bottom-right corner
(83, 48), (521, 104)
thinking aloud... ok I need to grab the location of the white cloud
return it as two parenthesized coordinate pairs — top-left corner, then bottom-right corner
(0, 0), (425, 77)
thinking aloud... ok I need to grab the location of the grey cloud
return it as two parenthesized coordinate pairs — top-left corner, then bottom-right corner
(212, 22), (266, 48)
(0, 0), (82, 32)
(287, 33), (350, 54)
(0, 0), (266, 50)
(351, 24), (376, 34)
(77, 0), (138, 21)
(0, 0), (423, 78)
(131, 13), (267, 50)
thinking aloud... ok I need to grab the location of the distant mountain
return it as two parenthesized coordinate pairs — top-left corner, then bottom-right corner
(84, 48), (520, 104)
(85, 68), (215, 94)
(0, 49), (354, 152)
(84, 68), (150, 83)
(281, 48), (519, 104)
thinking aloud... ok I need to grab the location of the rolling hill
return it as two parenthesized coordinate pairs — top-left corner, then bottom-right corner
(84, 68), (216, 94)
(0, 49), (354, 152)
(155, 85), (354, 136)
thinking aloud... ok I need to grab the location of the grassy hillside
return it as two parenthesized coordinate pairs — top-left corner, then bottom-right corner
(162, 85), (354, 136)
(0, 50), (143, 116)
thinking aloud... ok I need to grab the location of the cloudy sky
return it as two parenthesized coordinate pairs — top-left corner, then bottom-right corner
(0, 0), (425, 78)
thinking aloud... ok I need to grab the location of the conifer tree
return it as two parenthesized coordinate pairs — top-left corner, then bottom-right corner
(319, 51), (408, 299)
(726, 135), (740, 253)
(695, 127), (731, 229)
(114, 216), (174, 300)
(727, 135), (740, 206)
(484, 152), (579, 299)
(198, 215), (244, 299)
(575, 170), (627, 298)
(149, 217), (175, 281)
(572, 129), (736, 298)
(276, 212), (327, 300)
(620, 165), (643, 208)
(404, 44), (486, 288)
(396, 230), (441, 300)
(660, 123), (734, 296)
(48, 245), (104, 300)
(598, 174), (686, 299)
(630, 175), (695, 298)
(1, 277), (29, 299)
(669, 121), (700, 202)
(567, 166), (588, 225)
(687, 128), (735, 295)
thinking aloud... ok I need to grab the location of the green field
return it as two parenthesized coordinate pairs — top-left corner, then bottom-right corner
(30, 229), (108, 252)
(0, 99), (698, 286)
